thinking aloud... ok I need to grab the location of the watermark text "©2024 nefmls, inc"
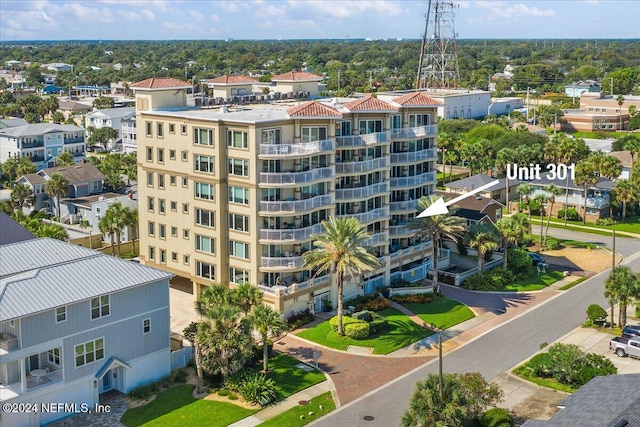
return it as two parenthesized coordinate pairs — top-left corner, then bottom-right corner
(506, 163), (576, 181)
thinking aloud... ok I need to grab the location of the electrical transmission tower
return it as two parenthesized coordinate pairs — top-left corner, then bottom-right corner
(416, 0), (460, 90)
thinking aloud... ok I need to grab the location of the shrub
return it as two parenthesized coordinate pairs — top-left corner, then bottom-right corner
(586, 304), (607, 323)
(286, 309), (314, 330)
(506, 248), (532, 274)
(557, 208), (580, 221)
(171, 369), (188, 384)
(545, 237), (563, 250)
(369, 318), (389, 335)
(329, 315), (365, 332)
(224, 372), (245, 392)
(218, 388), (231, 396)
(391, 293), (433, 304)
(390, 278), (411, 288)
(343, 295), (390, 312)
(129, 383), (157, 400)
(237, 373), (278, 406)
(352, 311), (373, 322)
(596, 217), (616, 226)
(463, 268), (515, 291)
(344, 322), (370, 339)
(481, 407), (514, 427)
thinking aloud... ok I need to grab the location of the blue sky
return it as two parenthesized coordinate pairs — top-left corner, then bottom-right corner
(1, 0), (638, 41)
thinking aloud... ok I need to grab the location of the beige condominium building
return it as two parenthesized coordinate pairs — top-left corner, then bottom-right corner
(131, 77), (448, 319)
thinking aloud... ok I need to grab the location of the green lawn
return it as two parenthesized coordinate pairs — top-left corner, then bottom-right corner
(530, 216), (640, 235)
(120, 385), (258, 427)
(258, 392), (335, 427)
(512, 367), (575, 393)
(503, 270), (565, 291)
(558, 277), (587, 290)
(401, 296), (475, 329)
(296, 308), (433, 354)
(267, 354), (326, 399)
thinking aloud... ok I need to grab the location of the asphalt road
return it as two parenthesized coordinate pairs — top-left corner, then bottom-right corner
(314, 233), (640, 427)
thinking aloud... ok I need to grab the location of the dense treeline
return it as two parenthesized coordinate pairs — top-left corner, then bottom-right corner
(1, 39), (639, 95)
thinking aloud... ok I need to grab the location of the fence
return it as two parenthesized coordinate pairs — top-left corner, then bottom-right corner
(171, 346), (193, 371)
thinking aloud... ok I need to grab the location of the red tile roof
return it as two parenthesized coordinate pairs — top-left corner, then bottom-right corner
(392, 92), (443, 106)
(209, 75), (257, 84)
(272, 71), (323, 82)
(344, 96), (398, 112)
(288, 101), (341, 118)
(130, 77), (192, 89)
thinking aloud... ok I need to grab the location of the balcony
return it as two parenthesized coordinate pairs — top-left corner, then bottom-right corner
(390, 125), (438, 140)
(0, 332), (19, 354)
(390, 171), (436, 188)
(259, 194), (334, 214)
(257, 274), (330, 297)
(259, 139), (334, 158)
(340, 207), (389, 224)
(259, 223), (325, 242)
(390, 200), (418, 212)
(335, 182), (389, 200)
(260, 255), (305, 270)
(365, 231), (389, 247)
(336, 157), (389, 174)
(390, 148), (437, 164)
(533, 190), (610, 209)
(336, 131), (390, 147)
(73, 151), (86, 157)
(63, 137), (84, 144)
(389, 225), (417, 237)
(259, 167), (333, 186)
(20, 141), (44, 149)
(389, 240), (434, 260)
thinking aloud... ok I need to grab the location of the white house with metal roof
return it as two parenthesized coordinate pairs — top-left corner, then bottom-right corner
(0, 238), (173, 427)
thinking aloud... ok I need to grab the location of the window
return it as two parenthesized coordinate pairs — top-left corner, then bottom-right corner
(171, 226), (178, 237)
(359, 119), (383, 134)
(146, 172), (154, 186)
(170, 201), (177, 211)
(261, 129), (281, 144)
(229, 240), (249, 260)
(229, 213), (249, 232)
(158, 224), (166, 239)
(194, 128), (214, 146)
(228, 186), (249, 204)
(149, 246), (155, 260)
(409, 114), (430, 127)
(183, 229), (189, 239)
(157, 123), (163, 137)
(75, 338), (104, 367)
(171, 251), (178, 262)
(169, 149), (176, 160)
(196, 261), (215, 280)
(159, 199), (165, 214)
(148, 221), (155, 236)
(182, 177), (188, 187)
(228, 158), (249, 177)
(158, 174), (165, 188)
(55, 306), (66, 323)
(143, 319), (151, 334)
(195, 182), (215, 200)
(227, 130), (248, 148)
(145, 122), (152, 136)
(160, 249), (166, 263)
(157, 148), (164, 163)
(196, 235), (215, 254)
(181, 150), (188, 161)
(48, 348), (61, 365)
(391, 115), (402, 130)
(147, 197), (154, 212)
(196, 208), (215, 227)
(146, 146), (153, 162)
(194, 155), (215, 174)
(183, 255), (190, 265)
(301, 126), (327, 142)
(229, 266), (249, 284)
(169, 123), (175, 134)
(181, 125), (187, 135)
(91, 295), (110, 319)
(170, 175), (176, 186)
(182, 203), (189, 213)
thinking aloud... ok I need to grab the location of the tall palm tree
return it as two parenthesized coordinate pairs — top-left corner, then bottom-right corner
(122, 207), (139, 254)
(615, 179), (638, 220)
(407, 196), (467, 293)
(195, 284), (235, 315)
(605, 266), (639, 329)
(56, 151), (75, 167)
(10, 183), (34, 212)
(533, 194), (548, 247)
(574, 161), (599, 224)
(598, 155), (623, 181)
(303, 216), (381, 336)
(623, 138), (640, 180)
(517, 183), (535, 234)
(510, 213), (529, 245)
(104, 202), (126, 256)
(98, 210), (117, 255)
(543, 184), (562, 245)
(465, 224), (500, 273)
(248, 304), (286, 372)
(402, 374), (466, 427)
(496, 217), (523, 269)
(44, 173), (69, 221)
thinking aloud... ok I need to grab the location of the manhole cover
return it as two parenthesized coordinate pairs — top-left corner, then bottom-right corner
(298, 400), (309, 406)
(363, 415), (375, 421)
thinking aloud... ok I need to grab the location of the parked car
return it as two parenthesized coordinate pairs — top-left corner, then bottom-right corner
(622, 324), (640, 339)
(527, 252), (545, 266)
(610, 336), (640, 359)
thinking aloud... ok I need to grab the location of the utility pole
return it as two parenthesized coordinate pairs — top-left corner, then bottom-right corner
(438, 334), (443, 403)
(526, 87), (530, 121)
(612, 230), (616, 271)
(611, 77), (614, 97)
(563, 172), (570, 226)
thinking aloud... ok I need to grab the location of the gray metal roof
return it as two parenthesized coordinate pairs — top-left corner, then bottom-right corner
(85, 107), (135, 119)
(446, 173), (519, 191)
(0, 123), (83, 138)
(0, 212), (36, 245)
(0, 238), (172, 321)
(522, 374), (640, 427)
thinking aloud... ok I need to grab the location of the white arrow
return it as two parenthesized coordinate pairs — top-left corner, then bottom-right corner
(416, 179), (500, 218)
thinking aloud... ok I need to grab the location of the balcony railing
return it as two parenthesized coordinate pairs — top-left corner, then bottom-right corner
(335, 182), (389, 200)
(259, 167), (333, 186)
(63, 138), (84, 144)
(73, 151), (86, 157)
(0, 333), (19, 354)
(336, 131), (390, 147)
(259, 139), (334, 158)
(336, 157), (389, 174)
(389, 241), (433, 260)
(390, 171), (436, 188)
(365, 231), (389, 246)
(390, 148), (437, 164)
(21, 141), (45, 149)
(257, 274), (330, 297)
(532, 190), (610, 209)
(389, 225), (417, 237)
(260, 255), (305, 270)
(339, 207), (389, 224)
(390, 125), (438, 140)
(259, 223), (325, 242)
(390, 200), (418, 212)
(259, 194), (334, 213)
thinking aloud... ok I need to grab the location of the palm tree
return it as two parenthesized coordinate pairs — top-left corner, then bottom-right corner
(104, 202), (126, 256)
(623, 138), (640, 180)
(438, 132), (453, 183)
(195, 284), (235, 315)
(407, 196), (467, 293)
(605, 266), (640, 329)
(496, 217), (523, 269)
(248, 304), (286, 372)
(617, 94), (625, 130)
(10, 183), (34, 212)
(543, 184), (562, 245)
(615, 179), (638, 220)
(56, 151), (75, 166)
(98, 210), (117, 255)
(517, 183), (535, 234)
(402, 374), (466, 427)
(44, 173), (69, 221)
(122, 207), (139, 254)
(465, 224), (500, 273)
(234, 282), (263, 314)
(574, 161), (599, 224)
(303, 216), (381, 336)
(37, 223), (68, 240)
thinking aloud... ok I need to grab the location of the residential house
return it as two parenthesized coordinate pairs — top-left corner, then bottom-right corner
(437, 191), (504, 226)
(564, 80), (601, 98)
(444, 173), (520, 206)
(58, 100), (92, 122)
(0, 212), (35, 245)
(0, 238), (172, 427)
(84, 107), (136, 151)
(15, 163), (105, 217)
(0, 118), (28, 130)
(61, 192), (137, 239)
(608, 150), (634, 180)
(121, 111), (137, 154)
(522, 374), (640, 427)
(529, 172), (615, 222)
(0, 123), (87, 170)
(43, 63), (73, 72)
(131, 77), (446, 317)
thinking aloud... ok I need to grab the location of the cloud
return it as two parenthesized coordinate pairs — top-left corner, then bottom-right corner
(287, 0), (403, 18)
(188, 9), (204, 21)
